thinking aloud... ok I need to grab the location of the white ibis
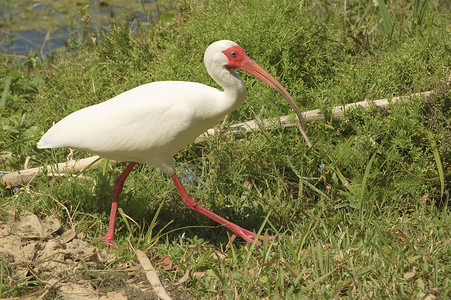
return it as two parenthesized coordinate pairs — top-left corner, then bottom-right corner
(37, 40), (311, 246)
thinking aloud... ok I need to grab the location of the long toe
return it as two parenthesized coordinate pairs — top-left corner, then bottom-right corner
(98, 235), (117, 248)
(234, 227), (282, 245)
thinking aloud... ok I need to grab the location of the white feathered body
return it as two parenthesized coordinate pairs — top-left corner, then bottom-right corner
(37, 79), (246, 174)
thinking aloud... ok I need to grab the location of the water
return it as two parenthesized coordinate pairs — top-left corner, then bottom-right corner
(0, 0), (165, 57)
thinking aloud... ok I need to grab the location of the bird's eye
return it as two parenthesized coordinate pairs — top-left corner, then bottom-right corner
(231, 51), (237, 57)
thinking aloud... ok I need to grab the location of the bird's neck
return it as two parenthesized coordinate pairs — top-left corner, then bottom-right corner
(211, 68), (247, 115)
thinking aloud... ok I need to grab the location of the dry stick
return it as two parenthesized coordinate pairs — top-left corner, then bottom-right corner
(136, 250), (172, 300)
(1, 155), (103, 186)
(194, 90), (433, 143)
(1, 90), (433, 187)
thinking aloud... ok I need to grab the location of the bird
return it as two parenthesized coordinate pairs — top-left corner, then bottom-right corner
(37, 40), (311, 246)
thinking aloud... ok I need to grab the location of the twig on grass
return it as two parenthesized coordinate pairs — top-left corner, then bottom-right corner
(194, 90), (433, 143)
(1, 155), (103, 186)
(136, 250), (172, 300)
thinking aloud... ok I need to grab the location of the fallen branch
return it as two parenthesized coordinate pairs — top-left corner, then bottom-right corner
(136, 250), (172, 300)
(1, 90), (433, 187)
(194, 90), (433, 142)
(1, 156), (103, 187)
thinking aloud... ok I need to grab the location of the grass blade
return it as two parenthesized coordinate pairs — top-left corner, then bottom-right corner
(0, 76), (12, 108)
(413, 0), (429, 27)
(244, 211), (272, 265)
(334, 165), (354, 193)
(143, 200), (166, 246)
(360, 153), (376, 223)
(376, 0), (394, 39)
(427, 131), (445, 199)
(302, 267), (337, 292)
(361, 153), (376, 202)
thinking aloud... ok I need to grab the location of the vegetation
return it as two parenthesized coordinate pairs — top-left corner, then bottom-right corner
(1, 0), (450, 298)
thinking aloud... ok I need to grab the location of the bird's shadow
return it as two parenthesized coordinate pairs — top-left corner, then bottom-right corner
(86, 172), (279, 248)
(121, 188), (278, 248)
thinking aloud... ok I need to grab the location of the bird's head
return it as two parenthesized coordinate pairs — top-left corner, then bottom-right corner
(204, 40), (264, 76)
(204, 40), (311, 147)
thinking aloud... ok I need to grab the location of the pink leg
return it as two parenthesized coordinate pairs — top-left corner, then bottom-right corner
(99, 162), (136, 245)
(171, 173), (280, 245)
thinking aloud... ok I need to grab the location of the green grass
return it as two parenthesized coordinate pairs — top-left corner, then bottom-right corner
(1, 0), (450, 298)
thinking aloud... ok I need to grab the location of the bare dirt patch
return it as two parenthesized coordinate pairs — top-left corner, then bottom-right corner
(0, 212), (182, 299)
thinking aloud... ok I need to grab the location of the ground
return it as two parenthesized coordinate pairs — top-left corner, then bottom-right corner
(0, 211), (186, 299)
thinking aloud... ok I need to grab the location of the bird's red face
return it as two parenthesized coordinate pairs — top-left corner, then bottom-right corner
(223, 45), (249, 69)
(223, 45), (287, 95)
(223, 45), (285, 95)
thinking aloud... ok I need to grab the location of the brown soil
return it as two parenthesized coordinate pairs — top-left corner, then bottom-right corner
(0, 211), (185, 299)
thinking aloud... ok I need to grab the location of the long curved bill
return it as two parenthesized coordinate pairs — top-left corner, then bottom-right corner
(238, 56), (312, 148)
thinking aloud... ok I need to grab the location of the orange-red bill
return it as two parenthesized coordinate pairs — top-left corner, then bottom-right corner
(238, 56), (312, 148)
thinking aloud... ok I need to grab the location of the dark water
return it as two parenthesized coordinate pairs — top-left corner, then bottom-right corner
(0, 0), (161, 57)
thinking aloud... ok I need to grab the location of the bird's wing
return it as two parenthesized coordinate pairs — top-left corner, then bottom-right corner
(38, 81), (222, 160)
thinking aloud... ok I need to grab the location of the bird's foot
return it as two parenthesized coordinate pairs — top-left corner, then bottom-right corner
(97, 235), (118, 248)
(227, 227), (281, 248)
